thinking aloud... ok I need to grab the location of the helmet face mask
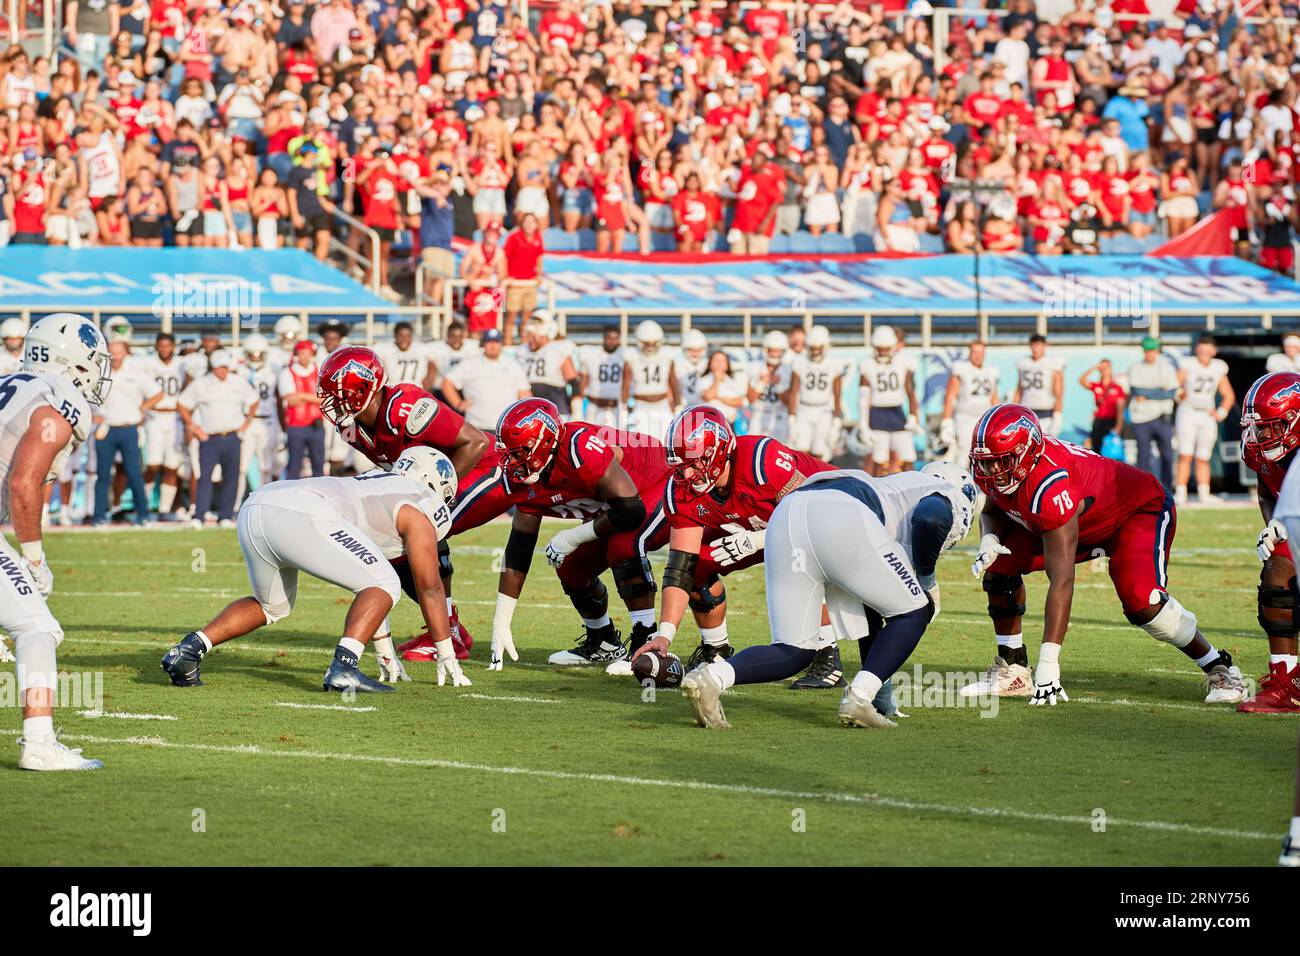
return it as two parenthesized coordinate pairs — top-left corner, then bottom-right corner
(393, 446), (459, 505)
(317, 347), (387, 429)
(495, 398), (564, 485)
(666, 405), (735, 495)
(1243, 372), (1300, 463)
(970, 404), (1044, 495)
(636, 320), (664, 355)
(23, 313), (113, 405)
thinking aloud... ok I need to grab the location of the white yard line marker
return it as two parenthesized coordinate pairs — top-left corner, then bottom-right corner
(57, 732), (1277, 843)
(459, 693), (563, 704)
(274, 702), (377, 713)
(77, 711), (177, 721)
(1071, 696), (1230, 714)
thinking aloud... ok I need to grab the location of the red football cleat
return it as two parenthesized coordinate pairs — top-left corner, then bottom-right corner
(450, 605), (474, 651)
(1236, 661), (1300, 714)
(398, 630), (470, 662)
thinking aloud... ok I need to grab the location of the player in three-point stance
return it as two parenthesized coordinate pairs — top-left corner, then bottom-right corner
(1238, 371), (1300, 713)
(633, 405), (850, 690)
(162, 448), (470, 692)
(486, 397), (671, 670)
(962, 402), (1245, 705)
(668, 461), (976, 730)
(315, 345), (493, 661)
(0, 313), (111, 770)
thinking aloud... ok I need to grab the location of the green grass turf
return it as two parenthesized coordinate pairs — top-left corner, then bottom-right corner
(0, 507), (1295, 866)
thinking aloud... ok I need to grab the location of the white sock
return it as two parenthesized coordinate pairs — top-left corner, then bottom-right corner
(1197, 483), (1211, 498)
(159, 483), (177, 513)
(1291, 817), (1300, 843)
(700, 624), (729, 646)
(851, 670), (883, 701)
(582, 614), (612, 630)
(630, 608), (656, 629)
(22, 715), (54, 743)
(819, 624), (835, 645)
(1037, 642), (1061, 667)
(999, 632), (1024, 651)
(445, 598), (454, 616)
(1193, 646), (1220, 669)
(194, 630), (213, 652)
(338, 637), (366, 659)
(709, 659), (736, 690)
(1270, 653), (1299, 671)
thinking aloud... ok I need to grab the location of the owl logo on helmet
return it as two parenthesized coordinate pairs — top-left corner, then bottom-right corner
(1002, 414), (1042, 443)
(1242, 371), (1300, 462)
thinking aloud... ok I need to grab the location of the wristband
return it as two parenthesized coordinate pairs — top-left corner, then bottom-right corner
(434, 638), (456, 662)
(564, 520), (600, 547)
(20, 541), (43, 565)
(494, 592), (518, 628)
(656, 621), (677, 644)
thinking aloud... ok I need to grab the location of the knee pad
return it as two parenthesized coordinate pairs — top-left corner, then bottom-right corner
(1257, 573), (1299, 637)
(981, 572), (1026, 620)
(438, 538), (453, 579)
(612, 556), (656, 602)
(1136, 594), (1198, 648)
(688, 578), (726, 613)
(563, 578), (608, 620)
(14, 629), (61, 693)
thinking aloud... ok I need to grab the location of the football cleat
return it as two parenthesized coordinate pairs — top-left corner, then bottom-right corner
(837, 687), (898, 729)
(18, 735), (103, 771)
(398, 629), (469, 662)
(686, 641), (733, 672)
(789, 644), (847, 690)
(627, 622), (656, 659)
(548, 630), (626, 666)
(1204, 657), (1247, 704)
(680, 666), (730, 729)
(161, 633), (207, 687)
(1236, 662), (1300, 714)
(958, 656), (1033, 698)
(450, 606), (474, 651)
(323, 656), (394, 694)
(1282, 832), (1300, 868)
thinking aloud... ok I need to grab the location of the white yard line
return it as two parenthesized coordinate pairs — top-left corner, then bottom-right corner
(274, 702), (377, 713)
(77, 710), (177, 721)
(56, 732), (1277, 843)
(459, 693), (563, 704)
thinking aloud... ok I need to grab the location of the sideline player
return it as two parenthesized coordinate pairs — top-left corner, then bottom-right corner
(857, 325), (918, 475)
(142, 331), (187, 519)
(677, 328), (710, 408)
(486, 398), (670, 669)
(1174, 334), (1234, 506)
(623, 320), (678, 441)
(1268, 334), (1300, 374)
(579, 325), (626, 429)
(790, 325), (845, 462)
(238, 333), (281, 496)
(941, 340), (999, 465)
(1238, 372), (1300, 713)
(162, 448), (469, 692)
(0, 313), (110, 769)
(0, 318), (27, 374)
(962, 403), (1245, 704)
(518, 311), (578, 417)
(376, 321), (431, 388)
(1011, 333), (1064, 435)
(670, 463), (975, 729)
(748, 330), (796, 444)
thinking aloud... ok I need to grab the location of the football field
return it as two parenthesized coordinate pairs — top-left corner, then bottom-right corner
(1, 507), (1294, 867)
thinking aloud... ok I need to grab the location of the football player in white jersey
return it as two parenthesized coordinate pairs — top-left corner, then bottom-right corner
(1175, 334), (1234, 505)
(268, 315), (302, 370)
(376, 321), (431, 388)
(238, 333), (281, 497)
(1267, 334), (1300, 374)
(623, 320), (678, 440)
(161, 448), (471, 692)
(519, 310), (578, 417)
(748, 330), (797, 442)
(0, 318), (27, 374)
(1012, 333), (1064, 434)
(141, 332), (187, 520)
(0, 313), (110, 770)
(580, 325), (627, 429)
(857, 325), (919, 475)
(941, 340), (1000, 465)
(791, 325), (846, 461)
(677, 328), (710, 408)
(428, 321), (480, 402)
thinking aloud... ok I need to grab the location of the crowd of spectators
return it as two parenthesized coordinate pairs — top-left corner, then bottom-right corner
(1, 0), (1299, 308)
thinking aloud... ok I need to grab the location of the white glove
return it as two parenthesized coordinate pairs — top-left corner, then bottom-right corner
(21, 558), (53, 597)
(709, 522), (765, 567)
(939, 418), (957, 447)
(971, 533), (1011, 577)
(829, 415), (843, 449)
(1029, 657), (1069, 706)
(0, 638), (13, 664)
(1043, 414), (1060, 435)
(435, 639), (472, 687)
(925, 584), (940, 618)
(372, 635), (411, 683)
(905, 414), (921, 433)
(489, 594), (519, 671)
(788, 414), (800, 438)
(1258, 519), (1289, 561)
(856, 424), (874, 452)
(545, 521), (599, 567)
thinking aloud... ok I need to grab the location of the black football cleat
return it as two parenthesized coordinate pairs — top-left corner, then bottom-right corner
(627, 622), (657, 659)
(548, 627), (626, 665)
(789, 644), (847, 690)
(686, 641), (734, 672)
(323, 649), (394, 693)
(161, 633), (207, 687)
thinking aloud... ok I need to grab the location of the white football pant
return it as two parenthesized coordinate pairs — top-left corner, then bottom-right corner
(0, 538), (63, 696)
(791, 406), (836, 459)
(1175, 406), (1219, 461)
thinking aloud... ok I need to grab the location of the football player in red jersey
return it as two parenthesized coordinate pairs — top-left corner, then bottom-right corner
(487, 398), (672, 670)
(630, 405), (851, 688)
(1238, 372), (1300, 713)
(317, 346), (494, 662)
(962, 402), (1245, 705)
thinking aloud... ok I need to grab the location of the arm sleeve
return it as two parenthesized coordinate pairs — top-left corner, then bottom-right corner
(909, 494), (953, 589)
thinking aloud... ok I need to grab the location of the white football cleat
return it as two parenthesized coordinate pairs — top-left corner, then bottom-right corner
(604, 659), (633, 676)
(1281, 833), (1300, 868)
(19, 736), (103, 771)
(1204, 663), (1247, 704)
(837, 687), (898, 729)
(958, 656), (1033, 698)
(680, 667), (730, 729)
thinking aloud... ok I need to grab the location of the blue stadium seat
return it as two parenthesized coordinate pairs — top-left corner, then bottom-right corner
(620, 233), (640, 253)
(789, 231), (820, 253)
(650, 231), (678, 252)
(769, 234), (792, 254)
(818, 233), (853, 253)
(576, 228), (597, 251)
(918, 232), (946, 254)
(543, 228), (579, 251)
(852, 233), (876, 252)
(1196, 191), (1212, 216)
(711, 231), (731, 253)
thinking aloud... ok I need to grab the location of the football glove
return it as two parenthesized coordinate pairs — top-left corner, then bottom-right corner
(489, 623), (518, 671)
(709, 523), (765, 567)
(21, 558), (53, 597)
(545, 522), (598, 568)
(939, 418), (957, 447)
(372, 635), (411, 683)
(1029, 657), (1068, 706)
(435, 639), (472, 687)
(0, 638), (13, 664)
(905, 414), (921, 433)
(1258, 519), (1288, 562)
(971, 533), (1011, 577)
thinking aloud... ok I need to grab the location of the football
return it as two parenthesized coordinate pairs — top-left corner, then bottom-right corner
(630, 649), (685, 688)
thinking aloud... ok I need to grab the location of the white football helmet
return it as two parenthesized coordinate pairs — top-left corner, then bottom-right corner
(921, 459), (981, 552)
(24, 313), (113, 404)
(103, 315), (133, 344)
(762, 330), (788, 364)
(682, 328), (708, 360)
(871, 324), (898, 360)
(808, 325), (831, 358)
(243, 333), (270, 366)
(635, 320), (665, 353)
(393, 446), (459, 505)
(527, 309), (558, 341)
(274, 315), (302, 346)
(1, 318), (28, 344)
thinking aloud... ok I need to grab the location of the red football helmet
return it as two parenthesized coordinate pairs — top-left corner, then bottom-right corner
(1242, 371), (1300, 462)
(665, 404), (736, 494)
(970, 403), (1045, 494)
(318, 346), (387, 428)
(495, 397), (564, 484)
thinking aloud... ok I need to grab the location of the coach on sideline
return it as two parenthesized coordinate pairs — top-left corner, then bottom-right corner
(178, 349), (259, 528)
(1125, 336), (1179, 492)
(442, 328), (532, 431)
(279, 339), (326, 479)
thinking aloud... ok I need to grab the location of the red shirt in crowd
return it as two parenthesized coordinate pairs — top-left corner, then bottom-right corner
(732, 164), (784, 236)
(503, 228), (544, 281)
(1088, 381), (1127, 420)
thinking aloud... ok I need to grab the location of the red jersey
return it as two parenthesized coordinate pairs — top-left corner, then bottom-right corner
(345, 382), (484, 468)
(502, 228), (543, 280)
(984, 437), (1166, 542)
(664, 435), (834, 535)
(1088, 381), (1127, 419)
(1243, 442), (1292, 500)
(732, 167), (783, 234)
(503, 423), (671, 520)
(963, 91), (1004, 129)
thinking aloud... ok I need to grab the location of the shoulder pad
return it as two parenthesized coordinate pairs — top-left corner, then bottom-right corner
(404, 395), (439, 436)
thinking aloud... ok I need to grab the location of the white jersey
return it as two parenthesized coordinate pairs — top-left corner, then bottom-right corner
(0, 370), (91, 522)
(748, 360), (793, 414)
(248, 471), (452, 559)
(427, 339), (480, 388)
(182, 351), (212, 383)
(950, 359), (999, 417)
(82, 132), (121, 200)
(518, 340), (572, 389)
(626, 348), (675, 398)
(582, 347), (626, 402)
(677, 356), (710, 407)
(1179, 356), (1229, 412)
(1267, 352), (1300, 374)
(377, 342), (429, 386)
(802, 468), (967, 558)
(243, 362), (280, 420)
(858, 354), (912, 409)
(141, 353), (186, 413)
(0, 348), (23, 376)
(793, 354), (846, 410)
(1016, 355), (1063, 411)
